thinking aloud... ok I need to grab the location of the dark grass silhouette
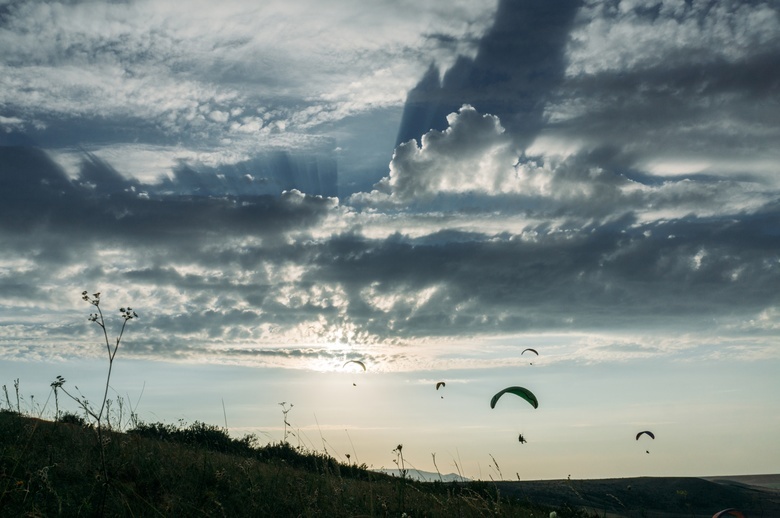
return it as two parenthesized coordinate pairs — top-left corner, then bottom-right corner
(3, 411), (777, 517)
(0, 411), (575, 517)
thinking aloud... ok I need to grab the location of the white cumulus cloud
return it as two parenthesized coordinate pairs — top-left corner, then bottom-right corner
(373, 105), (518, 201)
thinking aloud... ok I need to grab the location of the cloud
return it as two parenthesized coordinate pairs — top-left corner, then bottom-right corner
(0, 115), (25, 132)
(0, 146), (337, 254)
(355, 103), (775, 224)
(379, 105), (516, 200)
(539, 0), (780, 183)
(0, 0), (499, 192)
(2, 143), (780, 368)
(0, 0), (496, 134)
(2, 0), (780, 372)
(566, 0), (780, 76)
(395, 0), (582, 148)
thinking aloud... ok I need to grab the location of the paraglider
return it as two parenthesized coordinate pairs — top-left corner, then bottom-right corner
(521, 348), (538, 365)
(435, 381), (445, 398)
(636, 430), (654, 453)
(490, 386), (538, 444)
(343, 360), (366, 371)
(490, 386), (539, 409)
(343, 360), (366, 386)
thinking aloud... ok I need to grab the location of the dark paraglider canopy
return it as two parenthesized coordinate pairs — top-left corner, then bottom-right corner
(436, 381), (445, 390)
(343, 360), (366, 386)
(490, 386), (539, 409)
(521, 348), (538, 365)
(518, 433), (527, 444)
(635, 430), (655, 440)
(343, 360), (366, 371)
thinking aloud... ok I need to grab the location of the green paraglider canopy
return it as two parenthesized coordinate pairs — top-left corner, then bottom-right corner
(490, 386), (538, 409)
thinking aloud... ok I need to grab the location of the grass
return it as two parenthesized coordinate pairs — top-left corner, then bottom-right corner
(0, 410), (585, 517)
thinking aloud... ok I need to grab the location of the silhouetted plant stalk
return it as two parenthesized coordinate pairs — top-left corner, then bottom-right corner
(14, 378), (20, 413)
(392, 443), (407, 511)
(1, 384), (9, 410)
(431, 452), (444, 483)
(489, 453), (503, 480)
(278, 402), (294, 443)
(50, 291), (137, 491)
(52, 377), (61, 421)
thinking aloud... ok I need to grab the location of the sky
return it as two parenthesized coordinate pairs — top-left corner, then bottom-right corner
(1, 0), (779, 481)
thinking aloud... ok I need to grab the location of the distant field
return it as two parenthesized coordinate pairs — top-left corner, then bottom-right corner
(494, 475), (780, 517)
(375, 470), (780, 516)
(703, 473), (780, 490)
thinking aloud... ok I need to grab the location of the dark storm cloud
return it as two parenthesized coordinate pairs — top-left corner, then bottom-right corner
(296, 211), (780, 338)
(0, 146), (334, 242)
(529, 0), (780, 184)
(545, 50), (780, 166)
(156, 150), (338, 198)
(77, 152), (143, 195)
(0, 144), (344, 358)
(0, 143), (337, 311)
(396, 0), (583, 148)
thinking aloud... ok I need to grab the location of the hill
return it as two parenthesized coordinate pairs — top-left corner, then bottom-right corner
(494, 475), (780, 517)
(1, 411), (777, 517)
(0, 411), (567, 517)
(703, 473), (780, 490)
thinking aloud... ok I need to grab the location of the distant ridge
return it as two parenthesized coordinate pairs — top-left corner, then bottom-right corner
(373, 468), (469, 483)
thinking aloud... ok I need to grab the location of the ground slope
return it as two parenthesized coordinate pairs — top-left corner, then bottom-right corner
(495, 476), (780, 517)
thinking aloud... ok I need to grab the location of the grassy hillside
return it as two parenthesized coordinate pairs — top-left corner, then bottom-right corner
(0, 410), (576, 517)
